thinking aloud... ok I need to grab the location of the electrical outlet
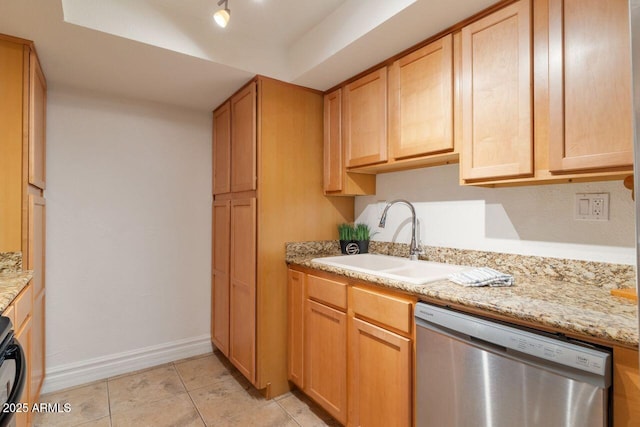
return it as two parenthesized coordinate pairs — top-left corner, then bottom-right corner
(575, 193), (609, 221)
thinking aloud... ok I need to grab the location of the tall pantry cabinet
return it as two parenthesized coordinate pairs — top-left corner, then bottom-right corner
(212, 77), (353, 397)
(0, 33), (47, 426)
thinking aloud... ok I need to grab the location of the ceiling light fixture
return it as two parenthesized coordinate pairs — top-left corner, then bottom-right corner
(214, 0), (231, 28)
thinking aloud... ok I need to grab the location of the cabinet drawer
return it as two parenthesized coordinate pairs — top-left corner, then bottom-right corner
(351, 286), (413, 334)
(13, 284), (33, 332)
(307, 275), (347, 311)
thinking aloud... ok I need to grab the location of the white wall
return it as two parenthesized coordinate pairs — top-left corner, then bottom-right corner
(44, 88), (212, 391)
(356, 165), (636, 264)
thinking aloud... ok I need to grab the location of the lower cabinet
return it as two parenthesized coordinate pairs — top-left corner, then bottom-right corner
(14, 316), (31, 427)
(3, 283), (35, 427)
(287, 268), (415, 427)
(349, 317), (412, 427)
(287, 269), (305, 388)
(613, 346), (640, 427)
(306, 300), (347, 424)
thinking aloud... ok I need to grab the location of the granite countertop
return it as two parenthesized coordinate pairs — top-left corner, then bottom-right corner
(286, 241), (639, 348)
(0, 271), (33, 313)
(0, 252), (32, 313)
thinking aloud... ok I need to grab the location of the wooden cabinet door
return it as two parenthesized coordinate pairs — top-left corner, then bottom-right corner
(30, 291), (45, 405)
(389, 34), (454, 160)
(0, 39), (24, 252)
(213, 102), (231, 195)
(212, 200), (230, 356)
(324, 89), (343, 192)
(231, 82), (257, 192)
(613, 346), (640, 427)
(229, 197), (256, 383)
(460, 0), (532, 181)
(28, 50), (46, 190)
(14, 316), (31, 427)
(548, 0), (633, 172)
(287, 269), (305, 388)
(27, 191), (45, 296)
(349, 317), (411, 427)
(344, 68), (388, 168)
(324, 88), (376, 196)
(305, 300), (347, 425)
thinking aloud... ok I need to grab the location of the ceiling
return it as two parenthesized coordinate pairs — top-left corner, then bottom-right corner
(0, 0), (496, 111)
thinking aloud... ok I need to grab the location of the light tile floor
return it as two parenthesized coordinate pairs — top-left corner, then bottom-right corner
(33, 351), (340, 427)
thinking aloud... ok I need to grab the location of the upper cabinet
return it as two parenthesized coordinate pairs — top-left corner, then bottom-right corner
(460, 0), (533, 182)
(327, 0), (633, 187)
(212, 82), (256, 196)
(323, 89), (376, 196)
(343, 68), (388, 168)
(329, 34), (459, 180)
(29, 50), (46, 190)
(212, 102), (231, 195)
(548, 0), (633, 173)
(323, 89), (343, 193)
(389, 34), (454, 160)
(230, 82), (257, 193)
(459, 0), (632, 185)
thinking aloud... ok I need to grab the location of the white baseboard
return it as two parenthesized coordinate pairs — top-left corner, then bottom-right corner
(41, 335), (213, 394)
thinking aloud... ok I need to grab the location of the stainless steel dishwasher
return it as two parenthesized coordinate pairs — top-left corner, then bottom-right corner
(415, 302), (612, 427)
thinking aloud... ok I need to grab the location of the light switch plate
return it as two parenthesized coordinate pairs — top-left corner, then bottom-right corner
(575, 193), (609, 221)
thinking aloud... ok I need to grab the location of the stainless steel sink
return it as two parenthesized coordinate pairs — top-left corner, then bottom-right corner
(311, 254), (469, 285)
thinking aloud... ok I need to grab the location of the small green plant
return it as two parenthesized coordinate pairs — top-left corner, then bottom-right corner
(354, 223), (371, 241)
(338, 223), (355, 241)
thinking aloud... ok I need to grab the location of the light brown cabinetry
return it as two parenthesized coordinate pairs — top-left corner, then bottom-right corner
(613, 346), (640, 427)
(27, 190), (45, 404)
(212, 77), (353, 397)
(230, 83), (257, 193)
(331, 33), (459, 179)
(3, 284), (33, 427)
(287, 269), (305, 388)
(287, 268), (414, 426)
(389, 34), (454, 160)
(459, 0), (632, 185)
(348, 286), (413, 427)
(323, 89), (376, 196)
(548, 0), (633, 173)
(14, 315), (31, 427)
(211, 200), (230, 356)
(0, 35), (46, 420)
(229, 197), (257, 383)
(460, 0), (533, 182)
(305, 300), (347, 424)
(349, 318), (411, 427)
(212, 102), (231, 195)
(304, 275), (348, 424)
(344, 69), (388, 168)
(28, 50), (46, 190)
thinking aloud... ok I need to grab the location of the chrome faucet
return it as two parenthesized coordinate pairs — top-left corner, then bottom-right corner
(378, 199), (422, 260)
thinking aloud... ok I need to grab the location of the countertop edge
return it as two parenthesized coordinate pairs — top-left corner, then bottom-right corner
(288, 258), (639, 349)
(0, 271), (33, 314)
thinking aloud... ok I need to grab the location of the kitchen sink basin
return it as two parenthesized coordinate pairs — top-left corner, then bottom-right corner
(311, 254), (469, 285)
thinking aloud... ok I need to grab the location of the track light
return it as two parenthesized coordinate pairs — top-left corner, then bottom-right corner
(214, 0), (231, 28)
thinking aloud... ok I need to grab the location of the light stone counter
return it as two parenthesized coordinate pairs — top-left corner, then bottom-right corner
(0, 252), (32, 313)
(286, 241), (639, 347)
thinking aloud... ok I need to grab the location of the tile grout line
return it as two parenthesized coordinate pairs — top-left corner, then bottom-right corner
(275, 398), (302, 427)
(105, 379), (113, 427)
(173, 360), (208, 427)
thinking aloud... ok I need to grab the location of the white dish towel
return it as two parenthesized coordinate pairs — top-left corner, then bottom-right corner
(448, 267), (514, 287)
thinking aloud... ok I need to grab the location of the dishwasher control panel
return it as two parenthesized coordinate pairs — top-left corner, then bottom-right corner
(415, 303), (611, 377)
